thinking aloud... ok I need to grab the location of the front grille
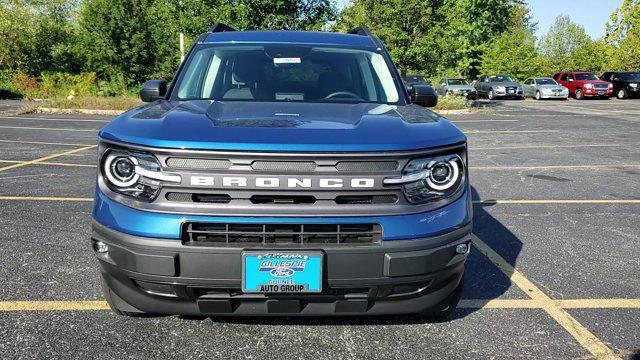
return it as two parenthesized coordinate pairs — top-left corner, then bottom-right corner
(251, 161), (316, 172)
(166, 158), (231, 169)
(594, 84), (609, 90)
(335, 161), (398, 172)
(183, 222), (382, 246)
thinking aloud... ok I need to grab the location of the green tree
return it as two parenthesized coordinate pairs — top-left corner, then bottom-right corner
(539, 15), (590, 58)
(440, 0), (516, 78)
(335, 0), (446, 77)
(0, 0), (77, 74)
(480, 27), (542, 80)
(606, 0), (640, 70)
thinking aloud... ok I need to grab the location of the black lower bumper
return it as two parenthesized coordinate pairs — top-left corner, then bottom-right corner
(93, 222), (471, 316)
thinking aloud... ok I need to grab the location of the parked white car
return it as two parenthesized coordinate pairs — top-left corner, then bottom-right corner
(523, 77), (569, 100)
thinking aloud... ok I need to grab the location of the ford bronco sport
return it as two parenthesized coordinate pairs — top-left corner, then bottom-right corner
(93, 24), (471, 318)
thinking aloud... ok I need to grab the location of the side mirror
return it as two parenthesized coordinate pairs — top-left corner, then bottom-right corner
(409, 84), (437, 108)
(568, 78), (574, 82)
(140, 80), (167, 102)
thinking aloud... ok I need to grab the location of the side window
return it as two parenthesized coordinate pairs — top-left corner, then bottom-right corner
(525, 79), (532, 85)
(560, 74), (568, 81)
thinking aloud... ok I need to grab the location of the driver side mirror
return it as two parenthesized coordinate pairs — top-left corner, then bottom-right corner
(568, 78), (574, 82)
(408, 84), (437, 108)
(140, 80), (167, 102)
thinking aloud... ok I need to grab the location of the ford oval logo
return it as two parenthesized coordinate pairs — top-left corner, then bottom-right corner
(270, 267), (295, 278)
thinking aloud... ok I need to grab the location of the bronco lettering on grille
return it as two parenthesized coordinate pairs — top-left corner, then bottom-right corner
(189, 176), (376, 188)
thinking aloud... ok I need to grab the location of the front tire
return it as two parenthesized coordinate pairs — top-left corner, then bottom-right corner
(575, 88), (584, 100)
(617, 89), (627, 99)
(535, 91), (541, 100)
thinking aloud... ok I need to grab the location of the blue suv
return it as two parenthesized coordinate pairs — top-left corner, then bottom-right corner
(93, 24), (471, 318)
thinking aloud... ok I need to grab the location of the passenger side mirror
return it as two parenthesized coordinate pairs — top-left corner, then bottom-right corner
(140, 80), (167, 102)
(409, 84), (437, 108)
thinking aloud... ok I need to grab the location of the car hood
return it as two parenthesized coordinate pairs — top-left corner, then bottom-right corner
(448, 85), (474, 91)
(99, 100), (466, 152)
(580, 80), (611, 85)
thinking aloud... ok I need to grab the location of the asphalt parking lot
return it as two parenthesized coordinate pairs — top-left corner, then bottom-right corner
(0, 98), (638, 359)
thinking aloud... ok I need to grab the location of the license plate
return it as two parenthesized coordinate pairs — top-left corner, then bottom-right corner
(598, 91), (605, 95)
(508, 89), (515, 94)
(242, 252), (323, 293)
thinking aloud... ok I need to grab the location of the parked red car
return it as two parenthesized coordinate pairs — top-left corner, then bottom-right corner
(553, 71), (613, 99)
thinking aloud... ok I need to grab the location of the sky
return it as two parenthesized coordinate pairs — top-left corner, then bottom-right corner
(528, 0), (623, 40)
(335, 0), (623, 40)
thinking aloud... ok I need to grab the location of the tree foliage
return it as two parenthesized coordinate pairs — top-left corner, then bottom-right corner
(335, 0), (445, 76)
(480, 28), (541, 80)
(606, 0), (640, 71)
(2, 0), (640, 97)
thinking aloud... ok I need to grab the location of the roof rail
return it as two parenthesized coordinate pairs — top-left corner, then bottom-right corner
(348, 25), (372, 37)
(210, 23), (236, 33)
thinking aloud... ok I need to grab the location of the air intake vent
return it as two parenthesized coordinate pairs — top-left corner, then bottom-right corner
(336, 161), (398, 172)
(183, 223), (382, 246)
(335, 195), (397, 204)
(251, 161), (316, 172)
(166, 193), (231, 203)
(166, 158), (231, 169)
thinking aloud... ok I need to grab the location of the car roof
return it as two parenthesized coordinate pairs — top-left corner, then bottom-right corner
(202, 30), (378, 48)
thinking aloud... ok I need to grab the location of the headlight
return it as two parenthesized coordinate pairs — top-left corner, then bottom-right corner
(101, 148), (181, 201)
(495, 86), (505, 92)
(630, 83), (638, 88)
(608, 83), (613, 89)
(585, 83), (593, 89)
(384, 154), (466, 204)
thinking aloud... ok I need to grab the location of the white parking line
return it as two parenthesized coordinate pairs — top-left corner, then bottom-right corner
(0, 116), (110, 123)
(0, 125), (98, 132)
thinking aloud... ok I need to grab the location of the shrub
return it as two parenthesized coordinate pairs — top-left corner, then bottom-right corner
(40, 72), (99, 98)
(433, 95), (470, 111)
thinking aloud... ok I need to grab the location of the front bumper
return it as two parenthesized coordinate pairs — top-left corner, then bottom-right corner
(94, 221), (471, 316)
(540, 91), (569, 99)
(582, 88), (613, 97)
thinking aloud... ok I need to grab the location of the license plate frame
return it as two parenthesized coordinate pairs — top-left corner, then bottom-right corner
(242, 251), (323, 294)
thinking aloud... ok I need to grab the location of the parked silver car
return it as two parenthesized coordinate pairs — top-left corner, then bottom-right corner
(474, 74), (523, 100)
(436, 78), (477, 99)
(523, 77), (569, 100)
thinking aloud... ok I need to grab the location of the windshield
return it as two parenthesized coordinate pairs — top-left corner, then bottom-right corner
(620, 73), (640, 81)
(174, 44), (400, 104)
(489, 75), (514, 82)
(448, 79), (467, 85)
(537, 78), (557, 85)
(575, 73), (599, 81)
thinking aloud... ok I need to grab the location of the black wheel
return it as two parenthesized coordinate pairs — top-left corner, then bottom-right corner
(101, 276), (157, 317)
(575, 88), (584, 100)
(488, 89), (495, 100)
(617, 89), (627, 99)
(420, 274), (464, 320)
(535, 91), (541, 100)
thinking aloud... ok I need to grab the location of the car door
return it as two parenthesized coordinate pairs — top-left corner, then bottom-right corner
(523, 78), (533, 97)
(437, 78), (446, 96)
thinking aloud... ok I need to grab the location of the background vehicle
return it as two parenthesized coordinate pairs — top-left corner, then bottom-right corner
(436, 78), (477, 99)
(600, 72), (640, 99)
(94, 25), (470, 319)
(553, 71), (613, 99)
(522, 77), (568, 100)
(474, 74), (523, 100)
(405, 74), (431, 86)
